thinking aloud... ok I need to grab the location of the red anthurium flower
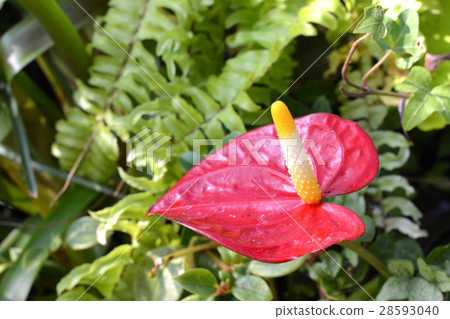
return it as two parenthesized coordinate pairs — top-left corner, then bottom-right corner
(148, 101), (378, 263)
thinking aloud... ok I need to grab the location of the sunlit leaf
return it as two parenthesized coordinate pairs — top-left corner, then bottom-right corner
(65, 216), (100, 251)
(57, 244), (132, 298)
(248, 256), (307, 278)
(231, 275), (272, 301)
(385, 217), (428, 239)
(354, 6), (387, 40)
(387, 259), (414, 279)
(395, 67), (450, 131)
(175, 268), (218, 295)
(370, 131), (410, 170)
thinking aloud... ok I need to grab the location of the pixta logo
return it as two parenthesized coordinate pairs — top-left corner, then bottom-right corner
(192, 137), (324, 167)
(126, 128), (172, 176)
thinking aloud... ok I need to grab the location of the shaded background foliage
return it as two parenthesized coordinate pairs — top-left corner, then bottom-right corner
(0, 0), (449, 301)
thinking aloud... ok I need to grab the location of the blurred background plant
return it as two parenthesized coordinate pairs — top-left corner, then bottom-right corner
(0, 0), (449, 301)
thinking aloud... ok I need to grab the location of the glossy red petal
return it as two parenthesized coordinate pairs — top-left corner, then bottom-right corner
(297, 113), (379, 197)
(228, 112), (379, 197)
(148, 113), (376, 262)
(150, 187), (364, 262)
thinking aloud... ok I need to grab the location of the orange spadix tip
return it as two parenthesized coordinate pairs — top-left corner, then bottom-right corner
(271, 101), (298, 139)
(271, 101), (322, 204)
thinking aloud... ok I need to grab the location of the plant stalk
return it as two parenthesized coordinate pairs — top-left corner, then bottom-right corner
(339, 240), (392, 278)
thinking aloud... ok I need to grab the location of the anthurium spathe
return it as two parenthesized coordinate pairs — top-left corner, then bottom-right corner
(148, 101), (379, 263)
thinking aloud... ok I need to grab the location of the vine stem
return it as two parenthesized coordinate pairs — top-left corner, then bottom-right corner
(341, 33), (370, 91)
(149, 241), (219, 277)
(362, 48), (393, 88)
(340, 33), (409, 99)
(339, 240), (392, 279)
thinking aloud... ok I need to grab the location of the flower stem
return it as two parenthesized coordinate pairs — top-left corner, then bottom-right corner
(339, 240), (392, 278)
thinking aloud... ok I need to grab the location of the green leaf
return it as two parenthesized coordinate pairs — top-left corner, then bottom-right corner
(331, 193), (366, 216)
(298, 0), (342, 31)
(396, 66), (431, 93)
(387, 259), (415, 279)
(181, 294), (214, 301)
(385, 217), (428, 239)
(312, 95), (331, 113)
(382, 197), (422, 222)
(396, 67), (450, 131)
(248, 256), (307, 278)
(374, 175), (415, 196)
(57, 244), (132, 298)
(231, 275), (272, 301)
(17, 0), (90, 80)
(377, 277), (443, 301)
(0, 186), (98, 300)
(323, 250), (343, 278)
(370, 131), (410, 170)
(354, 6), (387, 40)
(408, 277), (443, 301)
(91, 191), (155, 226)
(56, 264), (90, 296)
(309, 250), (343, 280)
(217, 246), (244, 265)
(370, 235), (423, 263)
(21, 247), (48, 272)
(435, 271), (450, 292)
(0, 215), (41, 259)
(233, 91), (261, 112)
(184, 87), (221, 118)
(118, 167), (169, 193)
(52, 108), (119, 183)
(217, 104), (246, 134)
(357, 215), (375, 242)
(343, 248), (359, 267)
(175, 269), (218, 295)
(426, 244), (450, 269)
(0, 95), (12, 142)
(417, 112), (448, 131)
(376, 276), (409, 300)
(417, 257), (450, 292)
(340, 100), (388, 130)
(0, 81), (38, 197)
(57, 287), (101, 301)
(417, 257), (435, 282)
(393, 238), (424, 262)
(376, 9), (419, 55)
(65, 216), (99, 251)
(134, 246), (184, 301)
(0, 0), (105, 80)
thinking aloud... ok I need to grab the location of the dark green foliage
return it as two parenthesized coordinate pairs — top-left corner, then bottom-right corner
(0, 0), (449, 301)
